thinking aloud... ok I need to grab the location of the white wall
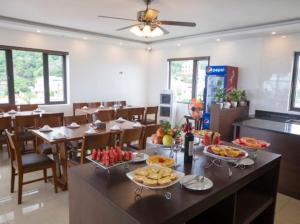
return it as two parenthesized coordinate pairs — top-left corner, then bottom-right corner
(147, 33), (300, 124)
(0, 28), (149, 115)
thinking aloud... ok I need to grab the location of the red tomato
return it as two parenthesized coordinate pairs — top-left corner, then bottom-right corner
(128, 151), (133, 160)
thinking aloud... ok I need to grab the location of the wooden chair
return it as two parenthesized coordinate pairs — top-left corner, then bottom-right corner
(64, 115), (88, 158)
(115, 108), (130, 120)
(104, 101), (115, 107)
(87, 102), (100, 108)
(93, 110), (115, 122)
(35, 116), (62, 155)
(5, 130), (58, 204)
(119, 127), (144, 150)
(73, 102), (88, 116)
(143, 106), (158, 124)
(129, 107), (145, 122)
(0, 104), (17, 113)
(120, 101), (127, 106)
(64, 115), (88, 126)
(80, 132), (112, 164)
(142, 124), (161, 149)
(0, 116), (12, 156)
(19, 104), (38, 111)
(42, 113), (64, 125)
(15, 114), (40, 153)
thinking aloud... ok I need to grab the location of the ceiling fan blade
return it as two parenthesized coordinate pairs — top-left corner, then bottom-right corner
(157, 25), (169, 34)
(116, 24), (139, 31)
(159, 21), (196, 27)
(98, 15), (136, 21)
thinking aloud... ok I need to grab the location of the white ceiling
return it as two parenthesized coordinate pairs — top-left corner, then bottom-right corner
(0, 0), (300, 43)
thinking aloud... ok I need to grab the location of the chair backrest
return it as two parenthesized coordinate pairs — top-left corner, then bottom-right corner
(73, 102), (88, 116)
(145, 106), (158, 123)
(120, 127), (144, 150)
(104, 101), (115, 107)
(0, 104), (17, 113)
(42, 113), (64, 125)
(128, 107), (145, 121)
(141, 124), (161, 149)
(119, 101), (126, 106)
(5, 130), (22, 170)
(19, 104), (38, 111)
(35, 116), (62, 128)
(144, 124), (161, 138)
(15, 114), (40, 132)
(87, 102), (100, 108)
(64, 115), (88, 126)
(115, 108), (130, 120)
(0, 116), (12, 132)
(80, 132), (112, 164)
(93, 110), (115, 122)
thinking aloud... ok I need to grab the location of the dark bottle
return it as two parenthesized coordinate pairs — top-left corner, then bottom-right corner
(184, 122), (194, 163)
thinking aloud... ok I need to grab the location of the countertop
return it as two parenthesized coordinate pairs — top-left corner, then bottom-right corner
(233, 118), (300, 136)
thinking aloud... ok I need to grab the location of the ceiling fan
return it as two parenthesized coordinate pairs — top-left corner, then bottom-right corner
(98, 0), (196, 38)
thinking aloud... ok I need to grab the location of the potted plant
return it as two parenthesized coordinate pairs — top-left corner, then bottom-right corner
(229, 89), (240, 108)
(239, 90), (247, 106)
(223, 91), (232, 109)
(215, 87), (225, 109)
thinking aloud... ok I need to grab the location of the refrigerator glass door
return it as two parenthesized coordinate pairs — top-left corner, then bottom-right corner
(205, 75), (225, 112)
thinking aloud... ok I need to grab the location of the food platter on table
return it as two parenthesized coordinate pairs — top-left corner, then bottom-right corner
(126, 165), (184, 190)
(86, 147), (133, 170)
(232, 137), (270, 150)
(146, 155), (175, 167)
(203, 145), (248, 161)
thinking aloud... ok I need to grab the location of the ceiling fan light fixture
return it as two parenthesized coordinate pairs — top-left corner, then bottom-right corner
(130, 26), (144, 37)
(130, 24), (164, 38)
(151, 26), (164, 37)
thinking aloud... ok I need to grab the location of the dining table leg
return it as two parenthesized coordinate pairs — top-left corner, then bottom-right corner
(59, 142), (68, 190)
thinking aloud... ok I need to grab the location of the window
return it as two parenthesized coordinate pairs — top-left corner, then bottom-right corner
(0, 50), (9, 104)
(13, 50), (44, 104)
(0, 46), (68, 105)
(168, 57), (209, 103)
(290, 52), (300, 111)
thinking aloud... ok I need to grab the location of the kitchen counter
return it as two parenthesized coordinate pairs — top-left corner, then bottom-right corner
(233, 118), (300, 136)
(69, 147), (280, 224)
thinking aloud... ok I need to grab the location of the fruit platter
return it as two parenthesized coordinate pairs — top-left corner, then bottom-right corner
(126, 165), (184, 190)
(232, 137), (270, 150)
(204, 145), (248, 161)
(146, 155), (175, 167)
(86, 146), (133, 170)
(151, 121), (181, 147)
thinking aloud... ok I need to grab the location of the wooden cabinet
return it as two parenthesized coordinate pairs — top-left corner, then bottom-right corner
(210, 104), (249, 141)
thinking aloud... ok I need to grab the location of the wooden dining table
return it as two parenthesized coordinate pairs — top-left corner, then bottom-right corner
(31, 120), (138, 190)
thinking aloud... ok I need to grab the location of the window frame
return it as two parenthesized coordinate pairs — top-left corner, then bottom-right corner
(168, 56), (210, 103)
(0, 45), (68, 105)
(290, 52), (300, 111)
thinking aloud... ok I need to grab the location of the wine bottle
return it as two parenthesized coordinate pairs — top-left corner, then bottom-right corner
(184, 122), (194, 163)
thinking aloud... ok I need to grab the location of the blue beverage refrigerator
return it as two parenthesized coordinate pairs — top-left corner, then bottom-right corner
(202, 66), (238, 129)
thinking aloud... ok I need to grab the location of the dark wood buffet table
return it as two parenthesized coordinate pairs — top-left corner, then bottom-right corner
(233, 118), (300, 199)
(69, 147), (281, 224)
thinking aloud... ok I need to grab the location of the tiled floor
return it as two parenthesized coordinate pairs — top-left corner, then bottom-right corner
(0, 148), (299, 224)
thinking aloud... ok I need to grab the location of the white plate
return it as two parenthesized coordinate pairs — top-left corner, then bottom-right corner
(180, 175), (213, 191)
(203, 145), (248, 161)
(67, 125), (80, 129)
(126, 168), (185, 190)
(132, 153), (149, 163)
(39, 128), (52, 133)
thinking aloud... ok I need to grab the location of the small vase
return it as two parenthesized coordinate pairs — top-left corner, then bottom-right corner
(231, 101), (238, 108)
(239, 101), (246, 106)
(223, 102), (231, 109)
(216, 102), (223, 109)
